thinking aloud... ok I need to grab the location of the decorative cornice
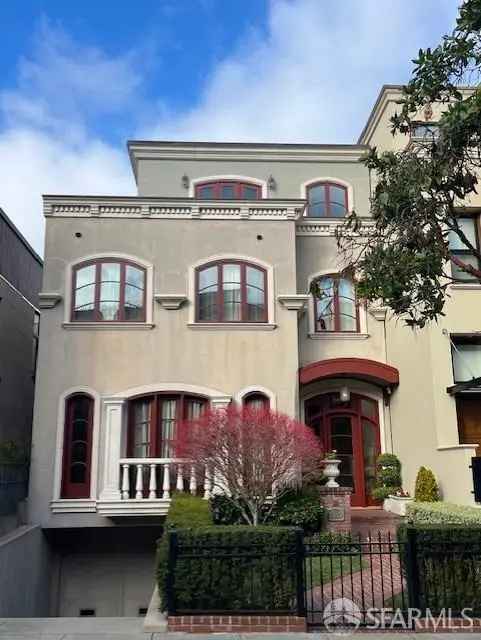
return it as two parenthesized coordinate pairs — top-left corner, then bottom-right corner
(154, 294), (188, 310)
(43, 195), (306, 221)
(187, 322), (276, 331)
(296, 218), (374, 236)
(62, 322), (155, 331)
(368, 305), (388, 321)
(277, 294), (310, 312)
(38, 292), (62, 309)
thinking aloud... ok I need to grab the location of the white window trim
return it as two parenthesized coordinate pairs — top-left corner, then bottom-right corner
(110, 382), (231, 405)
(306, 270), (367, 336)
(300, 176), (354, 216)
(189, 175), (268, 199)
(52, 385), (101, 507)
(187, 254), (275, 325)
(236, 386), (277, 410)
(64, 252), (154, 325)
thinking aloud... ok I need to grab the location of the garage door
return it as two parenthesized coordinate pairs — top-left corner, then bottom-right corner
(58, 552), (154, 617)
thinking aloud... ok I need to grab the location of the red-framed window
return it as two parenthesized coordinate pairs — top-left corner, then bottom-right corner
(61, 394), (94, 499)
(196, 260), (267, 323)
(71, 259), (146, 323)
(128, 393), (207, 458)
(195, 180), (262, 200)
(243, 392), (270, 411)
(314, 275), (359, 332)
(307, 181), (348, 217)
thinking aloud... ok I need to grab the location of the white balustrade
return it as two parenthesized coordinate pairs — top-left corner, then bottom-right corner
(117, 459), (209, 501)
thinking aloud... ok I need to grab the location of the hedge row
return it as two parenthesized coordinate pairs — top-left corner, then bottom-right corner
(157, 525), (302, 613)
(406, 501), (481, 525)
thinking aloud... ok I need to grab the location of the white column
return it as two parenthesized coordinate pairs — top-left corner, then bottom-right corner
(176, 464), (184, 492)
(203, 466), (212, 500)
(135, 464), (144, 499)
(162, 462), (171, 500)
(121, 463), (130, 499)
(189, 465), (197, 495)
(149, 463), (157, 499)
(99, 398), (125, 502)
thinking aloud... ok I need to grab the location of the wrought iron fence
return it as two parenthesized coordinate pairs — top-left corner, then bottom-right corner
(304, 531), (408, 628)
(165, 529), (305, 615)
(0, 463), (28, 515)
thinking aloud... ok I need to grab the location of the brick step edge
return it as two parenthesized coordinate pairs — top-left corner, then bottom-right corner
(168, 614), (307, 633)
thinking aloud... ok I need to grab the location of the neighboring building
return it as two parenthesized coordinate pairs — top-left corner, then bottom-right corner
(0, 208), (42, 450)
(0, 208), (42, 517)
(28, 85), (481, 616)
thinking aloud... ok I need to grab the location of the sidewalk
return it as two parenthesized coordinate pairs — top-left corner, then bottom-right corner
(0, 618), (478, 640)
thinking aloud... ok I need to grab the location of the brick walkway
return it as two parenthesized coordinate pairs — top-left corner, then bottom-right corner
(306, 510), (406, 625)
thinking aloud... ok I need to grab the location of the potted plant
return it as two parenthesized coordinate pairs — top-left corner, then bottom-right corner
(322, 450), (341, 488)
(386, 488), (413, 516)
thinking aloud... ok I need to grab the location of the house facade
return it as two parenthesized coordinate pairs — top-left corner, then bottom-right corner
(28, 85), (481, 616)
(0, 208), (42, 519)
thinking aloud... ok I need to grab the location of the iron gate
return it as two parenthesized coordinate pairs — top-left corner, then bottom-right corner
(303, 531), (409, 629)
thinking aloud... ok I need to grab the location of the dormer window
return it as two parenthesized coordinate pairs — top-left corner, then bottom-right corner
(195, 181), (261, 200)
(71, 259), (146, 322)
(307, 182), (348, 217)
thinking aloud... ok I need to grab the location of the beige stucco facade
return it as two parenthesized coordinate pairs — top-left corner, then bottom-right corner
(29, 86), (481, 542)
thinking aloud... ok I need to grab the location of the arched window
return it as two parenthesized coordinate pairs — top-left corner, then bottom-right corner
(314, 276), (358, 332)
(195, 180), (261, 200)
(196, 260), (267, 323)
(61, 394), (94, 498)
(243, 392), (270, 411)
(128, 393), (207, 458)
(307, 181), (348, 217)
(71, 259), (146, 322)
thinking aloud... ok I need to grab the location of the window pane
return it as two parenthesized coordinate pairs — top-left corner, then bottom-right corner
(451, 253), (479, 280)
(339, 296), (356, 321)
(247, 286), (265, 321)
(186, 400), (204, 420)
(448, 219), (477, 250)
(198, 266), (218, 321)
(361, 398), (377, 420)
(329, 202), (347, 217)
(160, 399), (177, 457)
(74, 265), (96, 321)
(308, 185), (326, 217)
(222, 264), (241, 321)
(198, 185), (214, 199)
(244, 394), (268, 410)
(221, 184), (235, 199)
(99, 263), (120, 321)
(339, 313), (357, 331)
(315, 277), (334, 331)
(330, 185), (347, 206)
(246, 266), (264, 290)
(70, 463), (86, 483)
(243, 186), (258, 200)
(453, 344), (481, 382)
(338, 278), (355, 300)
(126, 265), (144, 289)
(133, 400), (151, 457)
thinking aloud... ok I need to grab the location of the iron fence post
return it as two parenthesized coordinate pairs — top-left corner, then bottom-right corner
(166, 529), (178, 615)
(405, 527), (421, 615)
(295, 529), (306, 617)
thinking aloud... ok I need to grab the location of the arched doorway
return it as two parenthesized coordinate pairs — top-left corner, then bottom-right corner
(305, 392), (381, 507)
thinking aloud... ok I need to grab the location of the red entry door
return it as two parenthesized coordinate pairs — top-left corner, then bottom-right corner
(306, 394), (381, 507)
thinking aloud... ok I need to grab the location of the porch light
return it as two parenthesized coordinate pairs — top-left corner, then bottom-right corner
(181, 174), (189, 189)
(267, 174), (276, 191)
(339, 386), (350, 403)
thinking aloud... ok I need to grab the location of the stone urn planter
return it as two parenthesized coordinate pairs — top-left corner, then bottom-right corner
(384, 495), (414, 517)
(322, 458), (341, 488)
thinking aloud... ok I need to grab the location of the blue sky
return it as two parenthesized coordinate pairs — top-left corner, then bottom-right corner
(0, 0), (460, 254)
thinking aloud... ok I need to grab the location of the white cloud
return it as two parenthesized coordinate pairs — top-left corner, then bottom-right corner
(0, 21), (139, 254)
(146, 0), (460, 143)
(0, 2), (461, 254)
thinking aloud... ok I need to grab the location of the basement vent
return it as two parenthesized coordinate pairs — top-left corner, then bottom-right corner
(79, 608), (96, 617)
(138, 607), (148, 616)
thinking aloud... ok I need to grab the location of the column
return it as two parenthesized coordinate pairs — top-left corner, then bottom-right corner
(99, 398), (126, 502)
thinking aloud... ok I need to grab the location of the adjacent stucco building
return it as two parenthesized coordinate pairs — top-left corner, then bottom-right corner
(28, 85), (481, 616)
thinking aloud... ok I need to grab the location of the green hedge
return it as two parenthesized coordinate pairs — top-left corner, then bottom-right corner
(157, 525), (301, 613)
(398, 525), (481, 615)
(406, 501), (481, 525)
(165, 491), (213, 529)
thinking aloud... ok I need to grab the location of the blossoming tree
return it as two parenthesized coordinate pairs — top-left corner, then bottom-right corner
(178, 406), (322, 526)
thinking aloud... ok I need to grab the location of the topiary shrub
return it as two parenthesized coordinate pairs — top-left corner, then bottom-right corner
(372, 453), (402, 501)
(414, 466), (440, 502)
(405, 501), (481, 525)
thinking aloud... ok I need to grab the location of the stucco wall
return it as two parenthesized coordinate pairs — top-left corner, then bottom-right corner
(0, 525), (51, 616)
